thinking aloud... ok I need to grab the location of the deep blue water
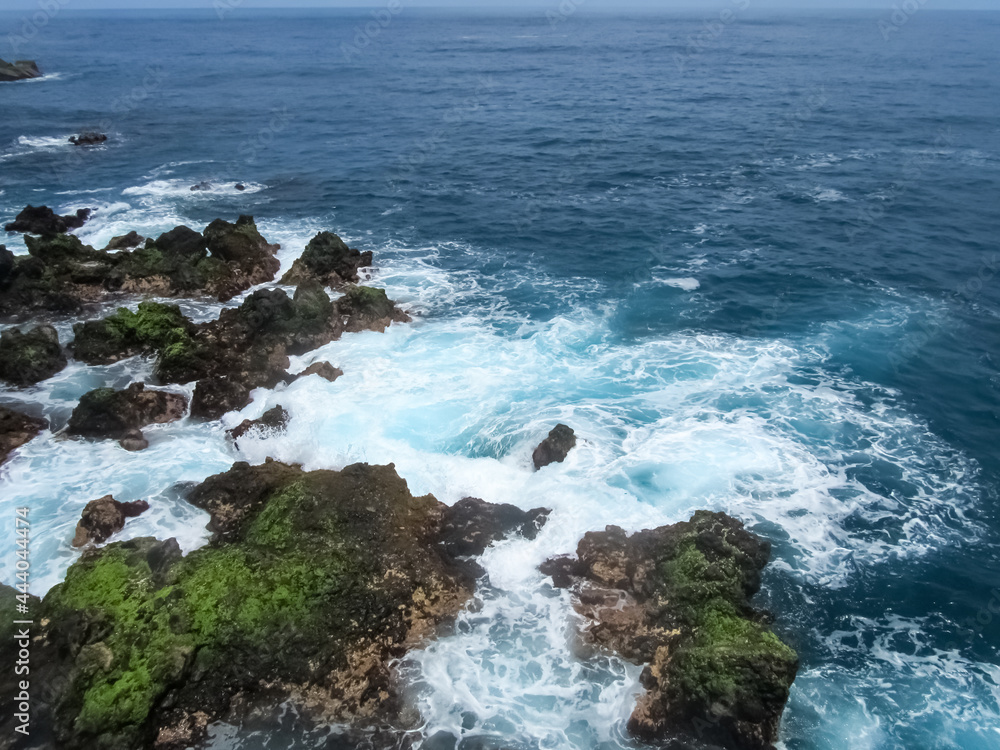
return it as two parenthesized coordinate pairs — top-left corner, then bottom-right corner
(1, 8), (1000, 750)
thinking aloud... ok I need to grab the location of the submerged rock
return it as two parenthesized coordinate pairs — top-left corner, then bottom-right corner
(69, 132), (108, 146)
(67, 382), (187, 443)
(0, 324), (67, 386)
(0, 58), (41, 82)
(280, 231), (373, 287)
(226, 405), (289, 445)
(532, 423), (576, 470)
(540, 511), (798, 750)
(27, 461), (550, 749)
(0, 405), (46, 465)
(4, 205), (92, 235)
(72, 494), (150, 547)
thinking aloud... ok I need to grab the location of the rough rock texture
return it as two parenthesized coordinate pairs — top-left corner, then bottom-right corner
(0, 245), (14, 283)
(293, 361), (343, 383)
(280, 231), (373, 287)
(72, 301), (198, 366)
(226, 405), (289, 445)
(67, 383), (187, 442)
(0, 216), (281, 317)
(0, 405), (46, 465)
(70, 132), (108, 146)
(438, 497), (549, 558)
(4, 205), (91, 235)
(104, 231), (145, 251)
(72, 495), (151, 547)
(532, 423), (576, 470)
(0, 324), (67, 386)
(19, 461), (549, 750)
(540, 511), (798, 750)
(0, 58), (41, 81)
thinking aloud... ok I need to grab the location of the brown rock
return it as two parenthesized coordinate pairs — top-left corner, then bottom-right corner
(0, 405), (47, 465)
(72, 495), (150, 547)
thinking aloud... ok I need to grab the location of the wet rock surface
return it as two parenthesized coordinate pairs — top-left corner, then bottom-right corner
(69, 132), (108, 146)
(4, 205), (92, 235)
(0, 404), (46, 465)
(0, 324), (68, 386)
(280, 231), (373, 287)
(226, 405), (289, 445)
(72, 494), (151, 547)
(532, 423), (576, 470)
(67, 383), (187, 442)
(20, 461), (550, 750)
(438, 497), (550, 558)
(0, 58), (41, 81)
(540, 511), (798, 750)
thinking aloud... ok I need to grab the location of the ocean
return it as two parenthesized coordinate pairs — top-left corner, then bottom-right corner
(1, 7), (999, 749)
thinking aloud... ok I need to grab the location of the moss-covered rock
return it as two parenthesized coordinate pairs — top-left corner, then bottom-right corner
(280, 231), (373, 287)
(28, 461), (548, 749)
(0, 324), (68, 386)
(0, 404), (46, 466)
(67, 383), (187, 444)
(72, 302), (200, 367)
(336, 285), (411, 333)
(541, 511), (798, 750)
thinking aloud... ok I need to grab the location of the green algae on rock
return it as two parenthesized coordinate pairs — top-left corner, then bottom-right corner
(25, 461), (549, 750)
(540, 511), (798, 750)
(67, 383), (188, 445)
(72, 301), (199, 366)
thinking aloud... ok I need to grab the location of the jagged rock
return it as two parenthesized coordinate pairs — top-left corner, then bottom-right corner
(0, 245), (14, 283)
(226, 405), (289, 444)
(23, 461), (549, 750)
(532, 423), (576, 470)
(438, 497), (549, 557)
(72, 494), (150, 547)
(190, 181), (212, 191)
(72, 301), (197, 366)
(294, 361), (343, 382)
(103, 231), (145, 251)
(0, 58), (40, 82)
(0, 405), (46, 465)
(540, 512), (798, 750)
(337, 285), (411, 333)
(67, 383), (187, 441)
(280, 231), (373, 287)
(69, 132), (108, 146)
(4, 205), (92, 235)
(0, 324), (67, 386)
(0, 216), (282, 316)
(190, 376), (253, 421)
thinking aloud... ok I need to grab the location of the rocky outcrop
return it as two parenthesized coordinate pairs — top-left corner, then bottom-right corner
(72, 495), (150, 547)
(541, 512), (798, 750)
(67, 383), (187, 447)
(0, 324), (67, 386)
(104, 231), (144, 251)
(226, 405), (288, 445)
(0, 216), (281, 317)
(0, 58), (40, 82)
(438, 497), (549, 557)
(280, 231), (373, 287)
(0, 405), (46, 465)
(24, 461), (550, 750)
(69, 132), (108, 146)
(532, 423), (576, 470)
(4, 205), (91, 235)
(293, 361), (343, 383)
(72, 301), (197, 366)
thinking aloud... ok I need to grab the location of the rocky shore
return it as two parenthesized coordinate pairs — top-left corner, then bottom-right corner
(0, 59), (41, 82)
(0, 207), (798, 749)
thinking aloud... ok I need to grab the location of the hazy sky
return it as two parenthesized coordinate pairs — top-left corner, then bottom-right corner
(1, 0), (1000, 9)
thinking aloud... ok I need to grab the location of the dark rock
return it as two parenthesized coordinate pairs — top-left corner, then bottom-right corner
(0, 58), (41, 82)
(190, 376), (252, 420)
(540, 512), (799, 750)
(72, 494), (150, 547)
(72, 301), (197, 366)
(4, 205), (92, 235)
(294, 361), (343, 382)
(67, 383), (187, 441)
(226, 405), (289, 444)
(532, 424), (576, 470)
(234, 183), (246, 191)
(0, 405), (46, 465)
(103, 230), (144, 251)
(69, 132), (108, 146)
(0, 244), (14, 283)
(281, 231), (374, 287)
(336, 285), (411, 333)
(119, 428), (149, 452)
(190, 181), (212, 191)
(439, 497), (549, 558)
(152, 226), (206, 257)
(0, 324), (67, 386)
